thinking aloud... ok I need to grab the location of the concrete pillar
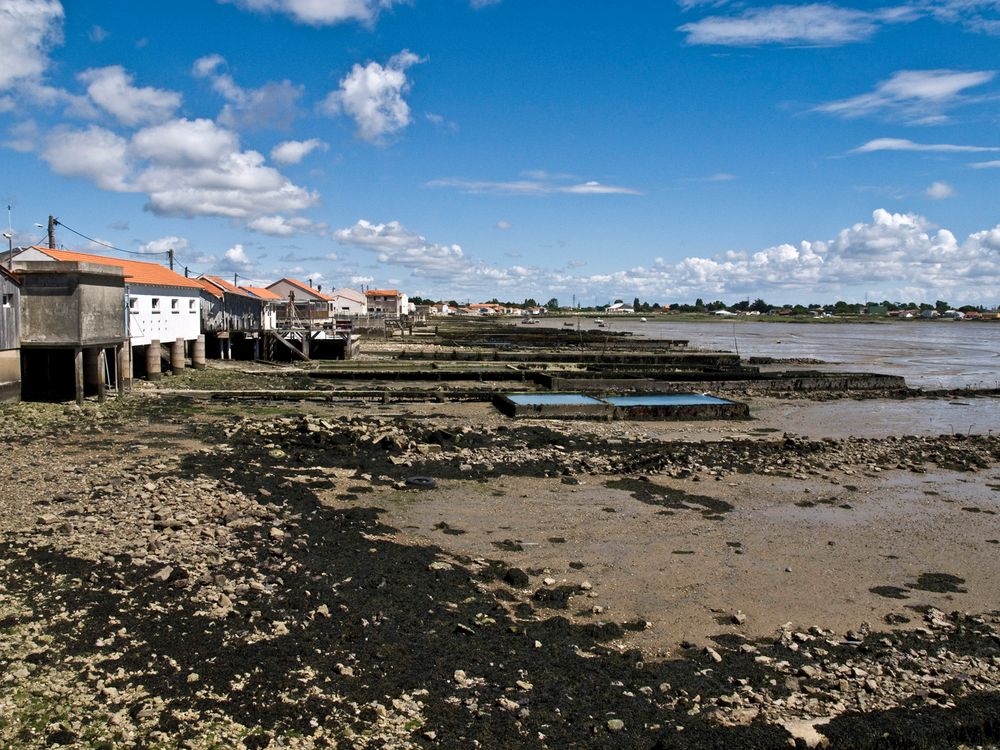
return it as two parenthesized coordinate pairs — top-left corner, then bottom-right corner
(170, 337), (186, 372)
(302, 333), (310, 359)
(115, 346), (126, 398)
(73, 347), (84, 405)
(146, 341), (162, 381)
(96, 348), (107, 404)
(192, 335), (206, 369)
(84, 348), (101, 394)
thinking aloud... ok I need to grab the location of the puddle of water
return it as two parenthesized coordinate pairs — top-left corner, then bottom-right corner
(603, 393), (734, 407)
(506, 393), (603, 406)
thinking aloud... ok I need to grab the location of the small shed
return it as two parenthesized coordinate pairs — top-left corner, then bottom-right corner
(11, 259), (127, 403)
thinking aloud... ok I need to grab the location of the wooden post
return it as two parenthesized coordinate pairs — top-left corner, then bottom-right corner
(73, 347), (84, 405)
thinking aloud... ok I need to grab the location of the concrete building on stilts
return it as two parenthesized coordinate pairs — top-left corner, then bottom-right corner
(195, 275), (264, 360)
(12, 246), (205, 391)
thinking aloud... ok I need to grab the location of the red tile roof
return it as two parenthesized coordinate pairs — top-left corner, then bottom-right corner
(198, 275), (254, 298)
(365, 289), (399, 297)
(268, 277), (334, 301)
(27, 247), (204, 290)
(241, 286), (282, 300)
(194, 278), (223, 299)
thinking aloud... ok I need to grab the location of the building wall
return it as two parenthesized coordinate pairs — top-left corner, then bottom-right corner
(331, 289), (367, 316)
(0, 274), (19, 351)
(0, 349), (19, 402)
(127, 284), (201, 346)
(16, 263), (126, 346)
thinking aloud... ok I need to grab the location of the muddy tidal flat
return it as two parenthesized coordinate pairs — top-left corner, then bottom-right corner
(1, 329), (1000, 748)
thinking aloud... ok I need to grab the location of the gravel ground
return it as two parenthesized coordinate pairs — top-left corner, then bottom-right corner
(0, 396), (998, 749)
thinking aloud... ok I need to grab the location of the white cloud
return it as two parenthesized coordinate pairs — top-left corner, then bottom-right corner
(247, 214), (327, 236)
(470, 0), (501, 8)
(925, 181), (955, 199)
(270, 138), (328, 164)
(5, 119), (39, 152)
(321, 50), (424, 144)
(817, 69), (995, 124)
(0, 0), (63, 91)
(854, 137), (1000, 153)
(334, 219), (465, 273)
(427, 175), (641, 196)
(132, 118), (239, 165)
(78, 66), (182, 126)
(219, 0), (396, 26)
(41, 125), (132, 191)
(220, 243), (256, 273)
(139, 236), (189, 255)
(496, 219), (511, 230)
(193, 54), (301, 131)
(88, 24), (108, 42)
(677, 4), (907, 46)
(970, 159), (1000, 168)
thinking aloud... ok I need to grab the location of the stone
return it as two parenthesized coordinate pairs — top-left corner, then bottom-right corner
(606, 719), (625, 732)
(150, 566), (173, 583)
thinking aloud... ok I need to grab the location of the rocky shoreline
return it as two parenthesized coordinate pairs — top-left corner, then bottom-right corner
(0, 395), (998, 748)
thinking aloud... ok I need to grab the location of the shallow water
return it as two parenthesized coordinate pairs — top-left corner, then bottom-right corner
(603, 393), (732, 406)
(528, 319), (1000, 389)
(506, 393), (603, 406)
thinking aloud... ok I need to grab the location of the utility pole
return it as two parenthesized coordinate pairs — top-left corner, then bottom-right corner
(234, 272), (238, 288)
(47, 215), (56, 249)
(168, 248), (174, 271)
(184, 266), (189, 278)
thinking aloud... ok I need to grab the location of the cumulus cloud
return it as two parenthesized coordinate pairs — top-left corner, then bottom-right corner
(925, 181), (955, 199)
(270, 138), (328, 164)
(37, 117), (318, 222)
(219, 243), (256, 273)
(139, 236), (189, 255)
(41, 125), (133, 191)
(817, 69), (996, 124)
(427, 175), (641, 196)
(677, 4), (912, 46)
(321, 50), (424, 144)
(334, 220), (465, 273)
(247, 214), (327, 236)
(77, 66), (182, 126)
(219, 0), (396, 26)
(0, 0), (63, 91)
(192, 54), (301, 131)
(853, 137), (1000, 153)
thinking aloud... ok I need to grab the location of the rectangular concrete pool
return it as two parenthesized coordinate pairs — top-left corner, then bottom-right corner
(494, 392), (749, 420)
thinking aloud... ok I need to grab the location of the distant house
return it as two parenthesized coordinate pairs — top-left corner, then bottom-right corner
(920, 309), (940, 319)
(606, 302), (633, 314)
(365, 289), (409, 318)
(266, 277), (335, 325)
(241, 286), (283, 330)
(195, 275), (264, 359)
(329, 287), (367, 317)
(713, 309), (737, 317)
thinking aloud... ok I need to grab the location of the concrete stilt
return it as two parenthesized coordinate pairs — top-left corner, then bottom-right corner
(146, 341), (162, 381)
(170, 337), (186, 372)
(84, 348), (101, 395)
(115, 346), (126, 398)
(192, 335), (206, 369)
(96, 348), (107, 404)
(73, 347), (84, 405)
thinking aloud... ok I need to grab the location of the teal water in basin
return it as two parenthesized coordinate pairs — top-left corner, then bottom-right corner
(603, 394), (732, 406)
(507, 394), (604, 406)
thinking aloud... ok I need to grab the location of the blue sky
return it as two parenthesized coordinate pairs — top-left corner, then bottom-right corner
(1, 0), (999, 305)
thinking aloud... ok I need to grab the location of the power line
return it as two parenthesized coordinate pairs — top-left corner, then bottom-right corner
(53, 219), (171, 257)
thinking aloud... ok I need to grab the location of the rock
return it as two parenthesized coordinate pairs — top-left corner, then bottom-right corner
(606, 719), (625, 732)
(150, 566), (173, 583)
(497, 697), (520, 712)
(187, 673), (200, 684)
(704, 647), (723, 663)
(269, 526), (284, 540)
(503, 567), (530, 588)
(732, 611), (747, 625)
(427, 561), (453, 571)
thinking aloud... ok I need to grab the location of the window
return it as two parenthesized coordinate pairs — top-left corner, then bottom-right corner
(189, 299), (196, 312)
(171, 298), (179, 313)
(128, 298), (137, 311)
(151, 298), (161, 313)
(1, 294), (11, 308)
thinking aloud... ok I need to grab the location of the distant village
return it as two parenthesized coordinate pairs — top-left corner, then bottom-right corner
(0, 231), (995, 406)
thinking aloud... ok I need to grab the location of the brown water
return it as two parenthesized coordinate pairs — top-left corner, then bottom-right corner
(530, 319), (1000, 389)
